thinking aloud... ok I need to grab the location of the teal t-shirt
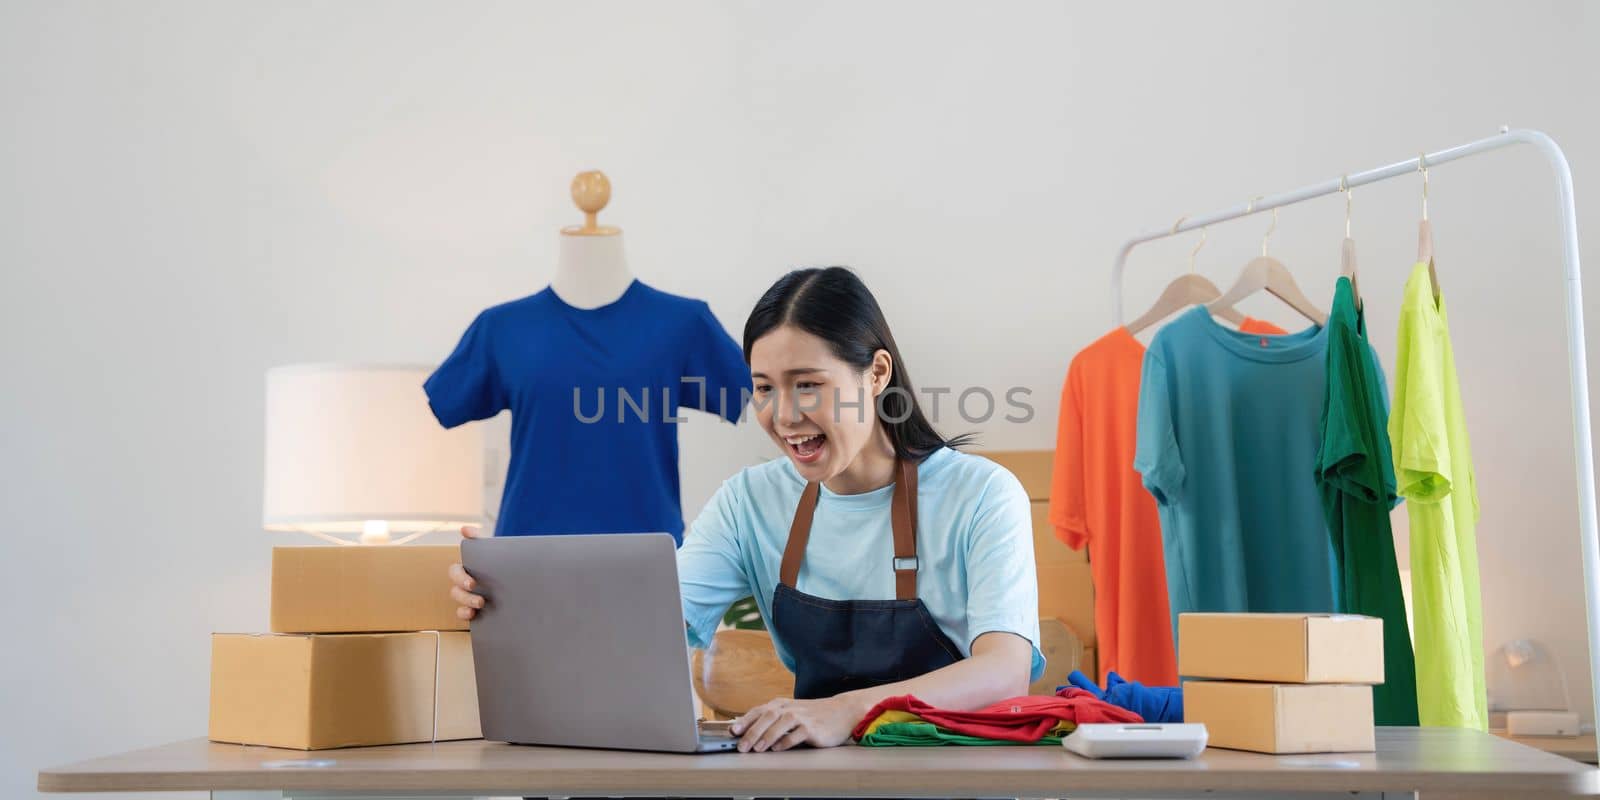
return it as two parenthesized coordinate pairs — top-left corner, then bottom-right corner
(1316, 276), (1419, 726)
(1134, 306), (1340, 637)
(677, 446), (1047, 682)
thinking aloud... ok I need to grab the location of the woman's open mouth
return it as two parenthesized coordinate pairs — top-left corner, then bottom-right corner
(785, 433), (827, 464)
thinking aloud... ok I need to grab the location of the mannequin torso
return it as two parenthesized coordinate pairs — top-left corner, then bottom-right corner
(425, 169), (749, 542)
(551, 233), (634, 309)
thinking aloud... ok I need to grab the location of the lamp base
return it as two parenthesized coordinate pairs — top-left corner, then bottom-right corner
(1508, 710), (1581, 737)
(360, 520), (392, 546)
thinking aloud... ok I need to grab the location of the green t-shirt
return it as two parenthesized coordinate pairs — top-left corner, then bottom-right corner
(1316, 276), (1419, 726)
(1389, 262), (1487, 730)
(858, 721), (1070, 747)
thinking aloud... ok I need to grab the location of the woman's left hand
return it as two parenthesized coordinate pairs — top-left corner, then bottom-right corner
(730, 695), (865, 752)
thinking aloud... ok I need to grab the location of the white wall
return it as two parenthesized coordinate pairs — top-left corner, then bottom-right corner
(4, 1), (1598, 797)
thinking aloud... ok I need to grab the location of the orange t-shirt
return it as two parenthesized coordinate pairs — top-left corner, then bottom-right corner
(1049, 317), (1284, 686)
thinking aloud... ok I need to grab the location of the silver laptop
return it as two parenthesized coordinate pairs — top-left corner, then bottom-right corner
(462, 532), (739, 753)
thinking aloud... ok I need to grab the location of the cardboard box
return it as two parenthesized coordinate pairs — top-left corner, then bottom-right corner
(271, 544), (467, 633)
(981, 450), (1054, 501)
(1184, 680), (1375, 754)
(1031, 501), (1087, 566)
(209, 631), (480, 750)
(1178, 613), (1383, 683)
(1037, 561), (1096, 645)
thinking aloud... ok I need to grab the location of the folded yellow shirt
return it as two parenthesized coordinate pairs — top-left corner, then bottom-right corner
(861, 709), (925, 737)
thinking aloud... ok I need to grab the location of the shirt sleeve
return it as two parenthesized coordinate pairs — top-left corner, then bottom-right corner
(1049, 360), (1091, 549)
(963, 469), (1047, 683)
(1133, 347), (1185, 505)
(423, 310), (507, 428)
(679, 301), (751, 423)
(1318, 333), (1382, 503)
(1391, 307), (1453, 503)
(677, 477), (755, 650)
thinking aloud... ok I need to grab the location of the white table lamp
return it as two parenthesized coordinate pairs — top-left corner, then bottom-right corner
(263, 363), (485, 545)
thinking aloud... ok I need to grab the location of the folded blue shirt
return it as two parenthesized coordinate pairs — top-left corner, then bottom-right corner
(1065, 669), (1183, 723)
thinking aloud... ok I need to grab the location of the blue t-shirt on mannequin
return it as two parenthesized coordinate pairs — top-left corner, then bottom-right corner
(425, 280), (750, 542)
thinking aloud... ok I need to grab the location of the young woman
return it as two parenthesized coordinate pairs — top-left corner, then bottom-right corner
(448, 267), (1042, 752)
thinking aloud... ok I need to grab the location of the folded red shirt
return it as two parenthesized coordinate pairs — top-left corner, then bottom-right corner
(851, 689), (1144, 743)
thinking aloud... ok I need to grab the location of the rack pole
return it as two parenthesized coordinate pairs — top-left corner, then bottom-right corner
(1110, 129), (1600, 730)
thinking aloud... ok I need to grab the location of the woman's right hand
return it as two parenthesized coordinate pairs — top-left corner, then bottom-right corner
(448, 525), (487, 621)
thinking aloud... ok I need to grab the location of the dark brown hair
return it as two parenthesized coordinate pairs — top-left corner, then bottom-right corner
(742, 266), (973, 460)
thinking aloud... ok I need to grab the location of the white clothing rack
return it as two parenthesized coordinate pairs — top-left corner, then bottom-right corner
(1110, 128), (1599, 729)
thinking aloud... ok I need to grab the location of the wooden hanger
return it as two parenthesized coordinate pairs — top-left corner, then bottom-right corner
(1418, 153), (1441, 301)
(1342, 237), (1360, 309)
(1207, 201), (1328, 326)
(1126, 221), (1248, 334)
(1341, 176), (1361, 309)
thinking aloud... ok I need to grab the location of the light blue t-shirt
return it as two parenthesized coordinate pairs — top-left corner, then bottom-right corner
(678, 445), (1046, 682)
(1134, 306), (1340, 635)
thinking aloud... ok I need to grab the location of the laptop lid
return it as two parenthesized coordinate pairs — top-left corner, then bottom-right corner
(462, 533), (703, 753)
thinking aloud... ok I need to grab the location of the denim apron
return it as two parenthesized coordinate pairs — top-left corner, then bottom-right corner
(769, 458), (964, 700)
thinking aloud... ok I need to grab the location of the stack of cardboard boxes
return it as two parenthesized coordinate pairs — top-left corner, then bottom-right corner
(1180, 613), (1384, 754)
(209, 545), (483, 750)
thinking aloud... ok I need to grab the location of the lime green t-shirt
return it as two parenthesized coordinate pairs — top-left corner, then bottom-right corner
(1389, 262), (1487, 730)
(1317, 276), (1419, 726)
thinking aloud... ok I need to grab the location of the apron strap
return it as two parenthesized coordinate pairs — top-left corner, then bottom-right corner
(891, 458), (918, 601)
(779, 480), (821, 588)
(777, 458), (920, 601)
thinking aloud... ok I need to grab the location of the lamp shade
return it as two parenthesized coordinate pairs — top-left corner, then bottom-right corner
(263, 363), (484, 538)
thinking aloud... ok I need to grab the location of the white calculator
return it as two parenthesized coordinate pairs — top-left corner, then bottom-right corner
(1061, 723), (1208, 759)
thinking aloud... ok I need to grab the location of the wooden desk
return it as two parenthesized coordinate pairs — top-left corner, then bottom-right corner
(37, 729), (1600, 799)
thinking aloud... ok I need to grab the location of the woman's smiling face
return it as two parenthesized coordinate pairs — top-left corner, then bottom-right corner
(748, 324), (889, 484)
